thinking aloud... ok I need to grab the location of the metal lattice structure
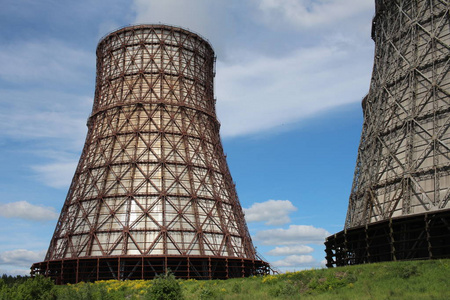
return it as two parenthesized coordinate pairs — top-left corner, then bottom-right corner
(31, 25), (269, 283)
(326, 0), (450, 266)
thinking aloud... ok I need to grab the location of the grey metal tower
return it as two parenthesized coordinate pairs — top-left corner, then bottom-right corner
(326, 0), (450, 267)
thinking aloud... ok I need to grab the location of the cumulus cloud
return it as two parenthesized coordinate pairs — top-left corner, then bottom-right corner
(271, 255), (316, 267)
(0, 201), (59, 221)
(255, 225), (330, 245)
(244, 200), (297, 225)
(0, 249), (46, 267)
(215, 43), (371, 137)
(133, 0), (374, 138)
(267, 245), (314, 256)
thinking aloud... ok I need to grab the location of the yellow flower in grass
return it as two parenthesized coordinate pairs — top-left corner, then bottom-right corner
(262, 274), (277, 283)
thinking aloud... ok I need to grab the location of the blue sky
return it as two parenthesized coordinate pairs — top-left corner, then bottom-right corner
(0, 0), (374, 275)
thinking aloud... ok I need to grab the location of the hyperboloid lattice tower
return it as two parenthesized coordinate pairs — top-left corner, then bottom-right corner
(31, 25), (269, 283)
(325, 0), (450, 266)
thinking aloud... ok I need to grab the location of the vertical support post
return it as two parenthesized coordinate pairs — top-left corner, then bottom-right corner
(365, 224), (370, 262)
(97, 258), (99, 281)
(344, 229), (348, 265)
(187, 257), (190, 279)
(425, 213), (432, 259)
(389, 218), (396, 261)
(208, 257), (212, 280)
(76, 259), (79, 284)
(118, 257), (121, 281)
(165, 256), (168, 275)
(45, 261), (49, 277)
(141, 257), (144, 280)
(225, 258), (229, 279)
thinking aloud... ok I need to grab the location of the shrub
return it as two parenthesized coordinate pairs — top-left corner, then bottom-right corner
(0, 275), (56, 300)
(1, 275), (29, 286)
(145, 271), (183, 300)
(66, 282), (115, 300)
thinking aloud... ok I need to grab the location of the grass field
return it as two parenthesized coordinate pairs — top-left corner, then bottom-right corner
(1, 259), (449, 299)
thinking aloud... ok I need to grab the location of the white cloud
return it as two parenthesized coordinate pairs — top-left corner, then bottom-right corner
(131, 1), (373, 138)
(244, 200), (297, 225)
(132, 0), (233, 56)
(0, 249), (46, 267)
(131, 0), (374, 138)
(256, 0), (373, 29)
(0, 201), (58, 221)
(267, 245), (314, 256)
(272, 254), (315, 267)
(255, 225), (330, 245)
(0, 89), (88, 189)
(215, 42), (372, 137)
(0, 268), (31, 277)
(32, 160), (78, 189)
(133, 0), (212, 31)
(0, 89), (90, 142)
(0, 40), (92, 180)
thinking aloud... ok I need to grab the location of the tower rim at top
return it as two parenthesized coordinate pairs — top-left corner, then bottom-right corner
(97, 23), (215, 55)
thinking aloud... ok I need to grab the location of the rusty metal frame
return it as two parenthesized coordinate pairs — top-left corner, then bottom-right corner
(31, 24), (269, 282)
(31, 255), (270, 284)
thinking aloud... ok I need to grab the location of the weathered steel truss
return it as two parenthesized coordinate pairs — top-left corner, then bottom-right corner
(31, 25), (269, 283)
(326, 0), (450, 267)
(346, 0), (450, 228)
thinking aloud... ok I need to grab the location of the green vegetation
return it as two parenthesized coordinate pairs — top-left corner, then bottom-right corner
(1, 259), (449, 299)
(0, 275), (54, 300)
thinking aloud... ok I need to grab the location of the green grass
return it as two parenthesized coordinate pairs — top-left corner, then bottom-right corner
(178, 259), (449, 299)
(1, 259), (449, 299)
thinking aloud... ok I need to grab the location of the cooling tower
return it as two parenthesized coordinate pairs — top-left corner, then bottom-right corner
(325, 0), (450, 266)
(31, 25), (269, 283)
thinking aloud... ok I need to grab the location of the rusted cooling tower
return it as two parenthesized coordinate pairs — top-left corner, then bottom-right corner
(325, 0), (450, 266)
(31, 25), (269, 283)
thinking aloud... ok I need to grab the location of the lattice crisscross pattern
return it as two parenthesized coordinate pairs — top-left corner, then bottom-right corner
(345, 0), (450, 228)
(44, 25), (257, 264)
